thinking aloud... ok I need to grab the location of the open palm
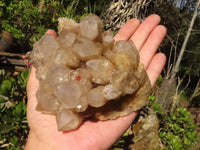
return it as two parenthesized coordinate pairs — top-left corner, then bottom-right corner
(25, 14), (167, 150)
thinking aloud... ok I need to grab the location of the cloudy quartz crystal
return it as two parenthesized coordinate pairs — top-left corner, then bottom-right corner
(31, 14), (151, 131)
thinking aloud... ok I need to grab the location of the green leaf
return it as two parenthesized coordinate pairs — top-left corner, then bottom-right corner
(0, 124), (15, 134)
(0, 69), (5, 76)
(0, 77), (16, 97)
(12, 102), (27, 118)
(122, 132), (129, 137)
(10, 135), (19, 147)
(159, 131), (167, 138)
(17, 70), (29, 90)
(1, 115), (15, 123)
(189, 123), (197, 130)
(173, 123), (181, 133)
(185, 131), (198, 140)
(166, 133), (182, 150)
(177, 107), (187, 116)
(170, 113), (176, 120)
(151, 104), (163, 112)
(156, 75), (163, 84)
(148, 95), (155, 103)
(10, 146), (21, 150)
(183, 136), (191, 147)
(0, 97), (8, 103)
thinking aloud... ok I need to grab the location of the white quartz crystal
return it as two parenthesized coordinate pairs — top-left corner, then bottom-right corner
(32, 14), (151, 131)
(87, 86), (106, 107)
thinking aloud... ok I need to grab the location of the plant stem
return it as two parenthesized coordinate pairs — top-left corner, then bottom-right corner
(171, 0), (200, 79)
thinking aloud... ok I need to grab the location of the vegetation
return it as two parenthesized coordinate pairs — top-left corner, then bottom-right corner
(151, 97), (199, 150)
(0, 0), (111, 51)
(0, 0), (200, 149)
(0, 69), (29, 149)
(159, 107), (199, 150)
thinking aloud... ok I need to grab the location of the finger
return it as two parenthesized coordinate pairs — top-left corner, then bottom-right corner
(114, 18), (140, 41)
(130, 14), (161, 51)
(139, 25), (167, 69)
(27, 67), (39, 97)
(46, 29), (57, 38)
(146, 53), (166, 86)
(26, 66), (39, 120)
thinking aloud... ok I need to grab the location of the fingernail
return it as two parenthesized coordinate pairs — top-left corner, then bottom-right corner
(45, 29), (57, 38)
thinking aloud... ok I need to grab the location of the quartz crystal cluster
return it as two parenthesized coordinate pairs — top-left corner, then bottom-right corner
(31, 14), (151, 131)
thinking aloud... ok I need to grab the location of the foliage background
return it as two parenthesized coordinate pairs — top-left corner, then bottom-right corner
(0, 0), (200, 149)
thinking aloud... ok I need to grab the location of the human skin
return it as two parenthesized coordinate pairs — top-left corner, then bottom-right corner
(25, 14), (167, 150)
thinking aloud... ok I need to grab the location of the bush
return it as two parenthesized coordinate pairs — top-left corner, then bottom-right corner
(154, 106), (199, 150)
(0, 69), (29, 149)
(0, 0), (111, 52)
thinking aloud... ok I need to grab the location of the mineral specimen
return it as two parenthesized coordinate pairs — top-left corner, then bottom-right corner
(31, 14), (151, 131)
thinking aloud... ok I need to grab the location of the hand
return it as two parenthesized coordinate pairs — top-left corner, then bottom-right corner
(25, 14), (166, 150)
